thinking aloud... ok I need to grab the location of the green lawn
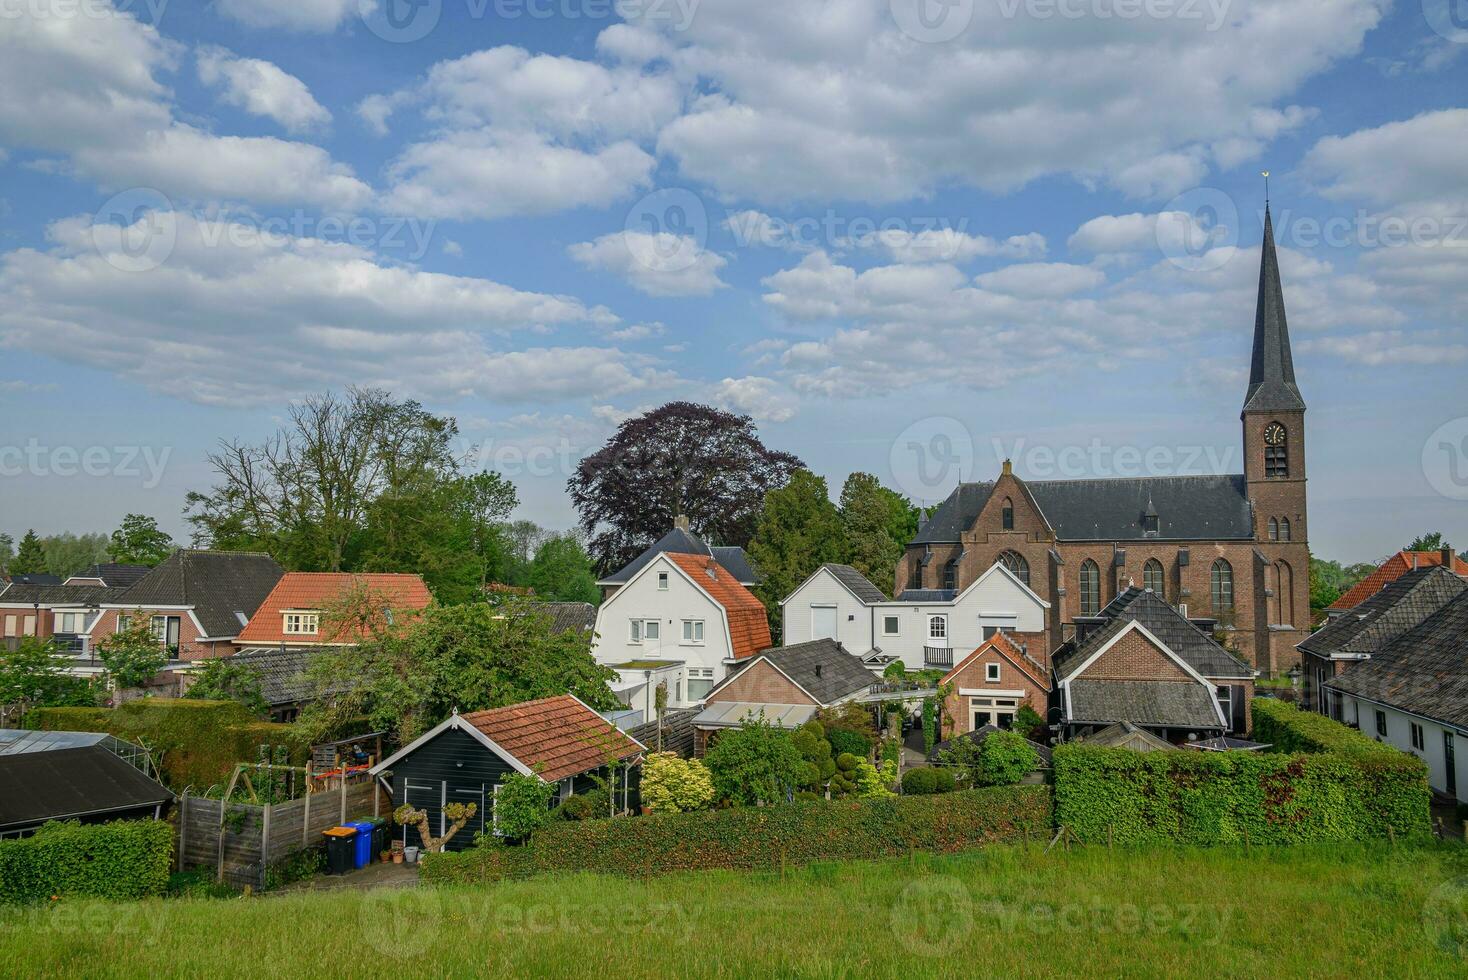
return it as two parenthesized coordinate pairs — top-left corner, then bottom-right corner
(2, 844), (1466, 978)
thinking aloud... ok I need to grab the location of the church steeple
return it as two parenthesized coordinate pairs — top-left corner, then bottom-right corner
(1242, 206), (1305, 416)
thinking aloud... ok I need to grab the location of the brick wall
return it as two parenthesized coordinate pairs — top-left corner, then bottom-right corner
(91, 608), (241, 661)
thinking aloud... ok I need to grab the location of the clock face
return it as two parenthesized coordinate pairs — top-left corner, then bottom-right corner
(1264, 423), (1286, 446)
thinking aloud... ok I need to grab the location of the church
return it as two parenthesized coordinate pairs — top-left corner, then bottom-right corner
(897, 208), (1310, 677)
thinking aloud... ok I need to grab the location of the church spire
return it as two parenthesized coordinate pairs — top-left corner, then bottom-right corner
(1242, 205), (1305, 416)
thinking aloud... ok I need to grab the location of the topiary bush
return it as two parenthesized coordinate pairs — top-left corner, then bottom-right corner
(901, 767), (937, 795)
(827, 729), (871, 761)
(930, 768), (956, 794)
(974, 730), (1039, 787)
(0, 819), (173, 904)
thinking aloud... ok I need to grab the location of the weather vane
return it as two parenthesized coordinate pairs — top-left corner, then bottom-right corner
(1262, 170), (1271, 207)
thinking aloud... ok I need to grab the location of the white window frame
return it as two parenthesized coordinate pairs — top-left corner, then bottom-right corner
(681, 619), (705, 644)
(1411, 722), (1425, 751)
(985, 662), (1001, 683)
(687, 667), (716, 701)
(657, 572), (669, 591)
(283, 612), (320, 636)
(970, 696), (1018, 731)
(1375, 710), (1387, 738)
(882, 615), (900, 636)
(630, 620), (642, 643)
(491, 783), (503, 836)
(2, 615), (15, 637)
(645, 619), (660, 642)
(928, 615), (947, 641)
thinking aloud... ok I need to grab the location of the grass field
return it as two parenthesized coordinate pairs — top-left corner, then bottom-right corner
(2, 843), (1466, 978)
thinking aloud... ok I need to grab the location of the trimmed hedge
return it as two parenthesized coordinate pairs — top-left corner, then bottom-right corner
(1053, 744), (1431, 844)
(422, 785), (1051, 883)
(1250, 698), (1401, 756)
(0, 820), (174, 904)
(26, 699), (302, 790)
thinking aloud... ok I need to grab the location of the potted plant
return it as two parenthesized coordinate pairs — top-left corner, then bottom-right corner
(380, 850), (391, 864)
(391, 840), (404, 865)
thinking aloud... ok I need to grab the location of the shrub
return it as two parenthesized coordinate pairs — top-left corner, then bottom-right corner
(827, 729), (871, 760)
(901, 767), (937, 795)
(815, 702), (877, 741)
(0, 820), (173, 904)
(921, 699), (938, 753)
(1052, 744), (1431, 844)
(554, 792), (606, 822)
(640, 753), (715, 814)
(975, 730), (1039, 787)
(422, 785), (1051, 883)
(492, 772), (557, 841)
(854, 759), (898, 798)
(930, 768), (956, 794)
(1250, 698), (1402, 757)
(704, 717), (806, 806)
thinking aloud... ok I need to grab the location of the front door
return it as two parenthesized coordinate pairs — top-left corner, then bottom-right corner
(812, 605), (838, 641)
(1446, 732), (1458, 797)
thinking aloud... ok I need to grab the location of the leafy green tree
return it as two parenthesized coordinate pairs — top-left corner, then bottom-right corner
(0, 637), (97, 723)
(490, 772), (557, 841)
(107, 514), (174, 566)
(748, 470), (846, 638)
(702, 716), (806, 806)
(1407, 531), (1445, 552)
(839, 472), (909, 597)
(9, 530), (47, 575)
(0, 532), (13, 574)
(301, 597), (618, 745)
(96, 613), (168, 691)
(184, 659), (266, 716)
(528, 534), (600, 603)
(41, 532), (110, 579)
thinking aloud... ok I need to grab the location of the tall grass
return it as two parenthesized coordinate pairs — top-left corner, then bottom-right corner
(1, 843), (1464, 978)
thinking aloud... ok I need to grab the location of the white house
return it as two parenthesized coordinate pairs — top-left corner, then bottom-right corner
(781, 561), (1050, 672)
(591, 551), (772, 718)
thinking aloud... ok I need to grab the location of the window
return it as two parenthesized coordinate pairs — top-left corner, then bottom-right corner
(1268, 518), (1279, 541)
(970, 696), (1018, 731)
(150, 615), (181, 650)
(910, 564), (923, 591)
(1079, 559), (1101, 616)
(645, 620), (660, 641)
(928, 616), (947, 641)
(657, 572), (669, 591)
(1001, 498), (1014, 531)
(1264, 422), (1288, 478)
(882, 615), (900, 636)
(283, 612), (319, 635)
(630, 620), (642, 643)
(1216, 685), (1231, 725)
(998, 550), (1029, 587)
(118, 614), (131, 632)
(2, 615), (15, 637)
(982, 625), (1000, 641)
(681, 620), (705, 644)
(56, 612), (83, 633)
(687, 667), (715, 701)
(1210, 560), (1235, 614)
(942, 559), (958, 591)
(1280, 517), (1291, 542)
(1411, 722), (1425, 752)
(1142, 559), (1165, 596)
(985, 662), (1001, 683)
(1143, 512), (1159, 535)
(1375, 710), (1387, 737)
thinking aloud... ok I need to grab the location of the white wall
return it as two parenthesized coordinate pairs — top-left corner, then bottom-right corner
(877, 567), (1047, 670)
(780, 569), (875, 652)
(1341, 694), (1468, 804)
(591, 554), (731, 709)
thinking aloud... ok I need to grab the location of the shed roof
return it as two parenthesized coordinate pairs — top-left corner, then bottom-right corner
(0, 745), (172, 832)
(461, 695), (644, 783)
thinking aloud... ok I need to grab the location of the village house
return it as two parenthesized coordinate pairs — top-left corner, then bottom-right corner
(596, 516), (761, 602)
(939, 631), (1052, 737)
(1325, 546), (1467, 617)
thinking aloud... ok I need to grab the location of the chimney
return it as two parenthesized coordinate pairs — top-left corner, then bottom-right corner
(1412, 553), (1419, 571)
(1002, 458), (1013, 476)
(1443, 545), (1456, 569)
(674, 514), (690, 532)
(814, 664), (823, 678)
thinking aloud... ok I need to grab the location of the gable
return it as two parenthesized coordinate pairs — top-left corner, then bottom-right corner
(706, 658), (818, 707)
(1076, 628), (1192, 683)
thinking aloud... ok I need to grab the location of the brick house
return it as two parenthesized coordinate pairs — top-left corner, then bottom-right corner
(896, 208), (1310, 677)
(940, 632), (1052, 736)
(1325, 547), (1467, 616)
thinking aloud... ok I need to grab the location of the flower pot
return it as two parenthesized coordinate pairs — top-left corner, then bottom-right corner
(380, 851), (391, 864)
(404, 846), (420, 865)
(392, 852), (403, 865)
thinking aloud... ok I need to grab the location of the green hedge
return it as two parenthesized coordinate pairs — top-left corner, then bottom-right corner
(0, 820), (174, 904)
(1250, 698), (1401, 756)
(1052, 744), (1431, 845)
(26, 699), (302, 790)
(422, 785), (1051, 883)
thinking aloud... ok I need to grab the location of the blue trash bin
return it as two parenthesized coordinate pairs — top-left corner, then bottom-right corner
(347, 821), (373, 869)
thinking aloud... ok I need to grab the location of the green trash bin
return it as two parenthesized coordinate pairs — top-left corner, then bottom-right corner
(323, 826), (357, 875)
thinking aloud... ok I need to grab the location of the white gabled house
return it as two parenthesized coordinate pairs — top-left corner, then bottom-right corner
(592, 551), (773, 720)
(781, 561), (1050, 672)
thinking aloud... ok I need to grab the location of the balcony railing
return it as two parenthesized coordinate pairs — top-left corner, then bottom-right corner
(923, 646), (953, 669)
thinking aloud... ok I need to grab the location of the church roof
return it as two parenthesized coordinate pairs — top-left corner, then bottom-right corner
(911, 475), (1254, 544)
(1243, 207), (1306, 415)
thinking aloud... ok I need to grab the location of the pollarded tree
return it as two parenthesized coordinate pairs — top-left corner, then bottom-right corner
(567, 402), (804, 574)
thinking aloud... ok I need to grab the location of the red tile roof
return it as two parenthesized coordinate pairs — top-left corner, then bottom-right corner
(943, 631), (1052, 692)
(1329, 551), (1468, 611)
(665, 552), (773, 659)
(461, 695), (643, 783)
(235, 572), (433, 644)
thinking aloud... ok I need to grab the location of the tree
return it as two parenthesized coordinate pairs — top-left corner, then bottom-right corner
(747, 470), (846, 637)
(96, 613), (168, 691)
(640, 752), (715, 813)
(184, 659), (266, 716)
(40, 532), (110, 579)
(300, 597), (618, 745)
(9, 530), (46, 575)
(0, 637), (97, 724)
(0, 532), (13, 575)
(702, 716), (806, 806)
(528, 534), (600, 604)
(568, 402), (804, 574)
(840, 473), (911, 597)
(1407, 531), (1445, 552)
(395, 801), (479, 852)
(108, 514), (174, 566)
(486, 772), (555, 841)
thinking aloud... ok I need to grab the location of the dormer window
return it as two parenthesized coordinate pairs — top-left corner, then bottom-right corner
(1143, 513), (1159, 535)
(284, 612), (320, 635)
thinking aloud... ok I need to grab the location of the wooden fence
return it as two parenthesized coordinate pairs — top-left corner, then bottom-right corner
(627, 708), (697, 758)
(176, 778), (386, 890)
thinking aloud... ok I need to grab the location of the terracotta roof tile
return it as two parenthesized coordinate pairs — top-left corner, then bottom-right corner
(236, 572), (433, 645)
(461, 695), (642, 783)
(665, 552), (772, 659)
(1329, 551), (1468, 611)
(943, 632), (1052, 692)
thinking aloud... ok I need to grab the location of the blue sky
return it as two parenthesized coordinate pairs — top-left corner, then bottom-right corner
(1, 0), (1466, 564)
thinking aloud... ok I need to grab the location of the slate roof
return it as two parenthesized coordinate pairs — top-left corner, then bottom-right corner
(911, 475), (1254, 545)
(236, 572), (432, 645)
(462, 695), (644, 783)
(821, 564), (888, 604)
(1067, 679), (1224, 730)
(0, 745), (172, 832)
(229, 646), (319, 706)
(1328, 551), (1468, 612)
(1325, 589), (1468, 729)
(665, 552), (772, 660)
(1075, 721), (1178, 752)
(1300, 566), (1467, 660)
(1054, 587), (1252, 680)
(6, 573), (62, 586)
(67, 563), (153, 588)
(896, 589), (958, 602)
(598, 527), (761, 585)
(1242, 208), (1306, 414)
(930, 724), (1052, 766)
(537, 601), (597, 636)
(0, 582), (123, 606)
(111, 550), (284, 638)
(756, 638), (877, 704)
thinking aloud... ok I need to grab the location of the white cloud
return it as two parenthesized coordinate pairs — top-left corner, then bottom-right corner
(1303, 109), (1468, 215)
(714, 376), (797, 423)
(1298, 331), (1468, 366)
(1068, 210), (1223, 259)
(974, 263), (1106, 298)
(0, 211), (655, 406)
(606, 322), (667, 341)
(215, 0), (357, 32)
(197, 47), (331, 133)
(866, 228), (1048, 265)
(569, 231), (728, 297)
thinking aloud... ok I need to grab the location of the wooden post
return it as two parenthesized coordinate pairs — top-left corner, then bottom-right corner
(339, 772), (348, 825)
(302, 779), (311, 847)
(261, 801), (272, 883)
(1107, 823), (1114, 849)
(177, 793), (188, 872)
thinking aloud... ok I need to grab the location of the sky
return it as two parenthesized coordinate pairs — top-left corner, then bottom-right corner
(1, 0), (1465, 565)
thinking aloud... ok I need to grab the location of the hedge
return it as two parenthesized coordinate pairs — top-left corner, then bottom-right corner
(1250, 698), (1402, 756)
(1052, 744), (1431, 845)
(26, 699), (303, 790)
(422, 785), (1051, 883)
(0, 820), (174, 904)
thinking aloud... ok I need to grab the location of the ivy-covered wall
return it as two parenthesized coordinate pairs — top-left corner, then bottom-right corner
(0, 820), (174, 904)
